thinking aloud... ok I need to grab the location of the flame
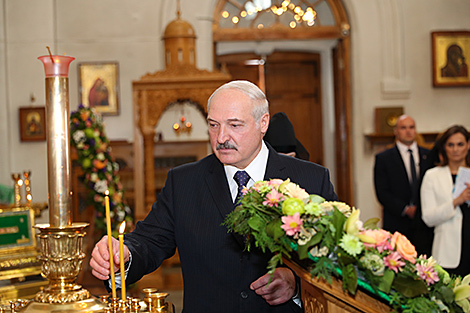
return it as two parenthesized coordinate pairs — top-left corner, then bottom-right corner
(119, 221), (126, 234)
(105, 189), (109, 196)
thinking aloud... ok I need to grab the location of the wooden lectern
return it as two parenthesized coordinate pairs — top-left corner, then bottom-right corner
(284, 258), (392, 313)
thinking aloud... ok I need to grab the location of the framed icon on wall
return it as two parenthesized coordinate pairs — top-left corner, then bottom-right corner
(19, 107), (46, 142)
(432, 31), (470, 87)
(78, 62), (120, 115)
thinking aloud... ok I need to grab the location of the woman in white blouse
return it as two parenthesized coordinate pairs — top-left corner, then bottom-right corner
(421, 125), (470, 277)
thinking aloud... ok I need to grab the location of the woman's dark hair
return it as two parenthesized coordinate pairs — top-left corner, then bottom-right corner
(438, 125), (470, 166)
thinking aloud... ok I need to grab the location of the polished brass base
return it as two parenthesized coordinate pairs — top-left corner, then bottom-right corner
(33, 222), (91, 305)
(18, 297), (106, 312)
(34, 284), (90, 304)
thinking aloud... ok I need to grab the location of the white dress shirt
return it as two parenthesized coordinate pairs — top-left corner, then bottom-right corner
(396, 140), (420, 183)
(224, 141), (269, 202)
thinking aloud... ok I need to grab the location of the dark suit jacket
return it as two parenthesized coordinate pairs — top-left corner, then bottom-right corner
(125, 144), (337, 313)
(374, 145), (431, 250)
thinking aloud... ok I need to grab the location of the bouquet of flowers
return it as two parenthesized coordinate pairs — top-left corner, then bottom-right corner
(223, 178), (470, 313)
(70, 104), (133, 236)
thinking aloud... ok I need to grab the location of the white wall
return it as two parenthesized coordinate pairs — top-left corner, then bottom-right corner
(1, 0), (469, 224)
(346, 0), (470, 222)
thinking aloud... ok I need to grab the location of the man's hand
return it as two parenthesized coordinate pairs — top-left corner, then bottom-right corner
(250, 268), (296, 305)
(89, 235), (130, 280)
(404, 205), (416, 219)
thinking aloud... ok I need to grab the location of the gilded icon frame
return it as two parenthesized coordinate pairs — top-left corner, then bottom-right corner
(78, 62), (120, 115)
(432, 31), (470, 87)
(19, 107), (46, 142)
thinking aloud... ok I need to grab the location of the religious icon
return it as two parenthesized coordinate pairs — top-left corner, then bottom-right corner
(440, 44), (468, 78)
(78, 62), (120, 115)
(432, 31), (470, 87)
(88, 78), (110, 107)
(19, 107), (46, 142)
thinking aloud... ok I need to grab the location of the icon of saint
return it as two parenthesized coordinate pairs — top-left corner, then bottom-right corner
(88, 78), (109, 107)
(441, 44), (468, 78)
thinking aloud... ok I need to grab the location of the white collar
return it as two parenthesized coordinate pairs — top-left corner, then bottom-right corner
(224, 141), (269, 201)
(224, 141), (269, 184)
(396, 140), (418, 153)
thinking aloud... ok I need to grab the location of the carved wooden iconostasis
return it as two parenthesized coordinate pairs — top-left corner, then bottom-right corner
(132, 11), (230, 221)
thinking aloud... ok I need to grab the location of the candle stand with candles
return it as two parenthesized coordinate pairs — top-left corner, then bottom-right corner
(1, 52), (174, 313)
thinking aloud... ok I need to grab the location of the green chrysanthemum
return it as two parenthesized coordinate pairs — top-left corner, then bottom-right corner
(305, 202), (322, 216)
(339, 234), (363, 257)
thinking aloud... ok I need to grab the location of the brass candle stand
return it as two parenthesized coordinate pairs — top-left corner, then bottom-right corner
(4, 288), (173, 313)
(23, 171), (32, 204)
(1, 53), (174, 312)
(11, 174), (23, 207)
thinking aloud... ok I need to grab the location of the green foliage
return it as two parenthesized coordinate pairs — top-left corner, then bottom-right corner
(223, 179), (470, 313)
(70, 105), (133, 235)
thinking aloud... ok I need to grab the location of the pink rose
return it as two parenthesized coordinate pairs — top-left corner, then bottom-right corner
(359, 229), (391, 252)
(391, 232), (417, 264)
(268, 179), (284, 187)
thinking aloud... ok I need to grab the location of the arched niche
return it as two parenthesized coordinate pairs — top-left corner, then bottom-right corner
(155, 100), (209, 142)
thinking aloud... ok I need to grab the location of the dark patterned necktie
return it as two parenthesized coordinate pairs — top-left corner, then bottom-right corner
(408, 149), (419, 205)
(233, 170), (250, 206)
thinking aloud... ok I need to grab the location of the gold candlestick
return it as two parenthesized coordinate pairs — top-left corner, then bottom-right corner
(11, 173), (23, 206)
(105, 191), (117, 298)
(23, 171), (32, 204)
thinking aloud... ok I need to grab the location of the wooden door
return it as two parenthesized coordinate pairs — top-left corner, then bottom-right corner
(217, 51), (323, 165)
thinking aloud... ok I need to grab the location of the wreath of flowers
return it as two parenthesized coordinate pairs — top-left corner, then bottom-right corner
(70, 105), (133, 236)
(224, 179), (470, 313)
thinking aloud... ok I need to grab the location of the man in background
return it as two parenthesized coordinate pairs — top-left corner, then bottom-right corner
(374, 115), (432, 255)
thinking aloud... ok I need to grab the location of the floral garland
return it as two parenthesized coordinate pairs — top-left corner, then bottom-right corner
(70, 105), (133, 236)
(224, 179), (470, 313)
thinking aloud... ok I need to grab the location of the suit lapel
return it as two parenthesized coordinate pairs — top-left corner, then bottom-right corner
(205, 157), (233, 219)
(205, 157), (246, 248)
(418, 147), (428, 178)
(264, 145), (287, 180)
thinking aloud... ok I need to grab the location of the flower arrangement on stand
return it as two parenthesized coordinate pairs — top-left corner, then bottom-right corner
(224, 179), (470, 313)
(70, 104), (133, 236)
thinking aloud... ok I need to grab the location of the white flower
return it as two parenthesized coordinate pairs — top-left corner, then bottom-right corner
(284, 182), (309, 200)
(297, 225), (317, 245)
(320, 201), (352, 217)
(94, 180), (108, 193)
(97, 153), (105, 161)
(117, 209), (125, 220)
(360, 254), (385, 276)
(72, 130), (86, 144)
(309, 246), (329, 258)
(431, 296), (450, 313)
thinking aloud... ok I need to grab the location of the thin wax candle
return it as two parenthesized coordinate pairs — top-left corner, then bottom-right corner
(119, 221), (127, 300)
(105, 191), (117, 299)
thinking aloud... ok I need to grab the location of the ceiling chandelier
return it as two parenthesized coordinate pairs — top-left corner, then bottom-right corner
(221, 0), (317, 29)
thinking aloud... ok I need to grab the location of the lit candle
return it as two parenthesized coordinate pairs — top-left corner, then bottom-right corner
(119, 221), (127, 300)
(105, 190), (117, 298)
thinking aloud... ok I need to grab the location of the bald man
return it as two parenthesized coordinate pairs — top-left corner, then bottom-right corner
(374, 115), (432, 255)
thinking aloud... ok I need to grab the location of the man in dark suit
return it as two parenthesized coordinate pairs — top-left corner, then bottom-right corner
(374, 115), (432, 255)
(90, 80), (337, 313)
